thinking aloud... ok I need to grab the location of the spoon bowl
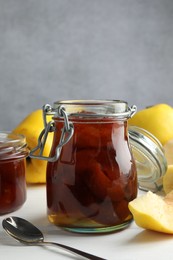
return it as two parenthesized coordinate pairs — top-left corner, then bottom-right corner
(2, 216), (106, 260)
(3, 216), (44, 243)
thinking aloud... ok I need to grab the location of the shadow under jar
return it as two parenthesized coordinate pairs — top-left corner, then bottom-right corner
(0, 132), (28, 215)
(31, 100), (138, 233)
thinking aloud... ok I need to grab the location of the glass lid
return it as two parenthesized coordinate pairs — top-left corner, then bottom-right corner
(128, 126), (167, 192)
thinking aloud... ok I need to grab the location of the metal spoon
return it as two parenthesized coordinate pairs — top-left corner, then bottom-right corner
(2, 216), (106, 260)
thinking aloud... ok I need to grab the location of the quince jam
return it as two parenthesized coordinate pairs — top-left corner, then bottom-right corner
(47, 116), (137, 232)
(0, 132), (28, 215)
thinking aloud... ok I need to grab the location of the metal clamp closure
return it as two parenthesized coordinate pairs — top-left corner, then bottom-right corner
(29, 104), (74, 162)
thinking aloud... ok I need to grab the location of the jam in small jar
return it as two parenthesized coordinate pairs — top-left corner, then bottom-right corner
(0, 132), (28, 215)
(30, 100), (138, 233)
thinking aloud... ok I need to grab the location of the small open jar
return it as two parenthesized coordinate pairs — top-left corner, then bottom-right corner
(30, 100), (138, 233)
(0, 132), (28, 215)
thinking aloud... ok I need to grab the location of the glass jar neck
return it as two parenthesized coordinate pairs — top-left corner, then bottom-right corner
(29, 101), (137, 163)
(53, 100), (137, 120)
(0, 132), (28, 160)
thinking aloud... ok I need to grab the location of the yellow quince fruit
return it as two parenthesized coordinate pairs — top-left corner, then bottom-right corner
(129, 191), (173, 234)
(12, 109), (53, 184)
(163, 165), (173, 194)
(128, 104), (173, 145)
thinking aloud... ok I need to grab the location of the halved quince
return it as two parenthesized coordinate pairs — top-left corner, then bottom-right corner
(129, 191), (173, 234)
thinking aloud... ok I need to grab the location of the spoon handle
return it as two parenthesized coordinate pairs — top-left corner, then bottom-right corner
(42, 241), (107, 260)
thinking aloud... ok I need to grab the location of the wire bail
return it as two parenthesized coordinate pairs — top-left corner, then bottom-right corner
(29, 104), (74, 162)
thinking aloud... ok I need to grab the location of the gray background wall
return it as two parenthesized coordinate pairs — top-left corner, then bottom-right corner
(1, 0), (173, 130)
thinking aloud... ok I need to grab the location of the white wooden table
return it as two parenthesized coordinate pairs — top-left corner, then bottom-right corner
(0, 186), (172, 260)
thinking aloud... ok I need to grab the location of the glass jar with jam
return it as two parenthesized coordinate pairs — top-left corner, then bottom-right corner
(30, 100), (138, 233)
(0, 132), (28, 215)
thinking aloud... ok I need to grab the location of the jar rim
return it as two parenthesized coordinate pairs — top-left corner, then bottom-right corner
(55, 99), (126, 105)
(0, 131), (28, 160)
(53, 100), (137, 119)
